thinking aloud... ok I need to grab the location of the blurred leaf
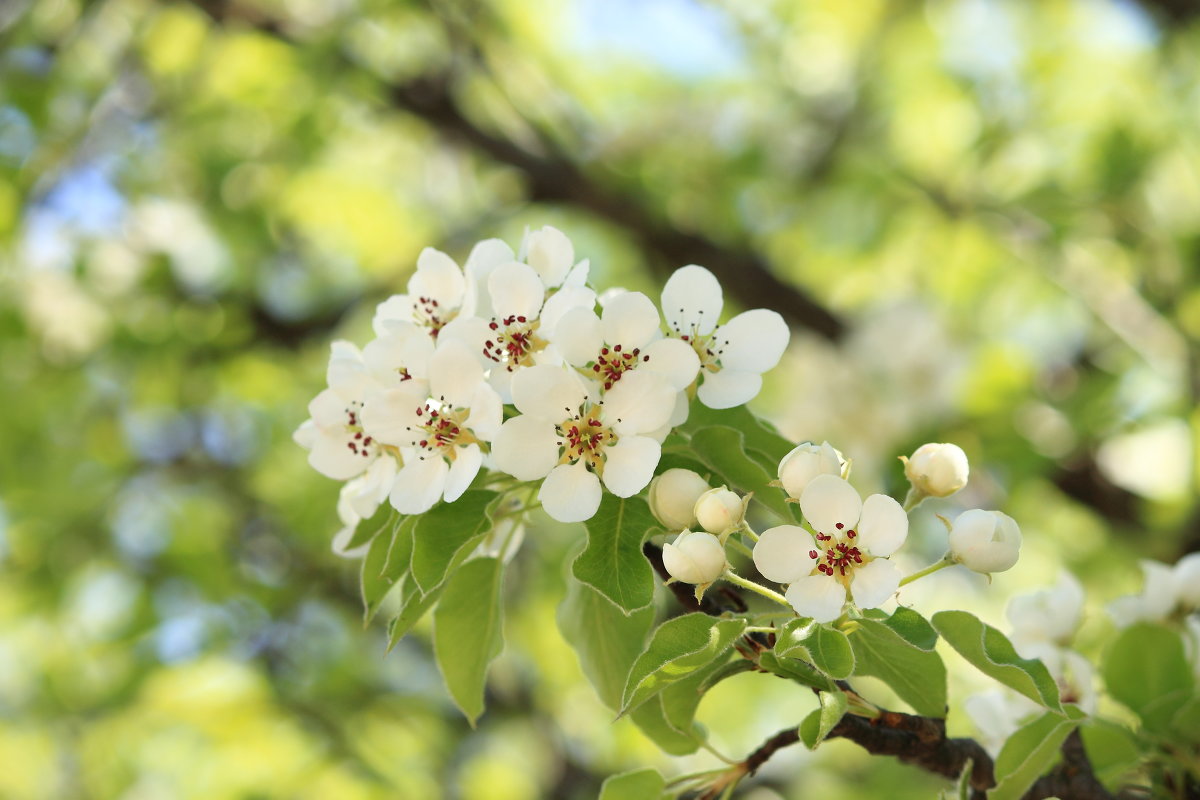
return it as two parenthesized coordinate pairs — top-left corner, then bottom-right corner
(990, 711), (1078, 800)
(598, 768), (666, 800)
(933, 611), (1060, 712)
(1102, 623), (1194, 733)
(433, 556), (505, 725)
(361, 516), (413, 623)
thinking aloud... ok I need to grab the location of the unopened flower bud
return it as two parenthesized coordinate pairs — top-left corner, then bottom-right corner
(648, 468), (711, 530)
(949, 509), (1021, 574)
(777, 441), (847, 498)
(904, 443), (969, 498)
(662, 530), (727, 585)
(694, 487), (745, 536)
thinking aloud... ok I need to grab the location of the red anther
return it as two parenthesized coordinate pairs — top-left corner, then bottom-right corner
(614, 344), (622, 352)
(835, 523), (844, 530)
(808, 550), (818, 559)
(517, 316), (526, 323)
(847, 530), (857, 539)
(354, 432), (362, 439)
(592, 364), (601, 372)
(681, 335), (689, 341)
(643, 355), (650, 362)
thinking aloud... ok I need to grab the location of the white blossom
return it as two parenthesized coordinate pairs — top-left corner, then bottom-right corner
(1108, 553), (1200, 627)
(1006, 572), (1085, 651)
(694, 487), (746, 538)
(903, 442), (969, 498)
(778, 441), (847, 499)
(648, 468), (711, 531)
(660, 265), (790, 408)
(491, 364), (675, 522)
(947, 509), (1021, 574)
(662, 530), (728, 585)
(751, 475), (908, 623)
(330, 456), (399, 558)
(964, 690), (1037, 756)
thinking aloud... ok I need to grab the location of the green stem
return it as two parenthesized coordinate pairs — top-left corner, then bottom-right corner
(722, 570), (791, 607)
(898, 555), (954, 587)
(744, 625), (780, 634)
(902, 487), (927, 512)
(740, 522), (760, 542)
(664, 768), (727, 789)
(726, 537), (754, 559)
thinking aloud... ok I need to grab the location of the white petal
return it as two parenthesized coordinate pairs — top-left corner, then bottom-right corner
(331, 524), (372, 559)
(662, 265), (722, 336)
(293, 419), (316, 449)
(525, 225), (574, 288)
(600, 435), (661, 497)
(714, 309), (790, 374)
(409, 247), (465, 308)
(373, 294), (415, 337)
(428, 339), (485, 408)
(327, 342), (372, 399)
(492, 415), (561, 480)
(488, 261), (545, 320)
(642, 337), (701, 391)
(601, 291), (661, 349)
(444, 444), (482, 502)
(389, 456), (450, 514)
(601, 369), (676, 436)
(541, 285), (597, 333)
(464, 238), (515, 274)
(359, 383), (428, 447)
(785, 575), (847, 623)
(362, 324), (434, 382)
(466, 383), (503, 441)
(347, 455), (398, 519)
(856, 494), (908, 557)
(564, 258), (590, 286)
(850, 559), (901, 609)
(799, 475), (863, 536)
(310, 430), (373, 480)
(553, 307), (604, 367)
(308, 387), (349, 427)
(697, 369), (762, 409)
(510, 364), (588, 421)
(752, 525), (817, 584)
(539, 461), (602, 523)
(437, 315), (493, 366)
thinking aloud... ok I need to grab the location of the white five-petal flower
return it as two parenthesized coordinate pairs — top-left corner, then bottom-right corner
(1108, 553), (1200, 627)
(491, 364), (675, 522)
(752, 475), (908, 623)
(660, 265), (791, 408)
(330, 455), (399, 558)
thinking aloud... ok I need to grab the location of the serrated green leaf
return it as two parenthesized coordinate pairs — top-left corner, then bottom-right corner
(572, 494), (658, 614)
(933, 610), (1061, 712)
(361, 516), (413, 623)
(849, 618), (947, 717)
(557, 578), (653, 710)
(411, 490), (499, 594)
(686, 425), (799, 522)
(756, 651), (837, 693)
(799, 690), (848, 749)
(432, 556), (504, 725)
(990, 711), (1078, 800)
(775, 620), (855, 680)
(598, 768), (666, 800)
(621, 613), (747, 713)
(1102, 623), (1194, 732)
(883, 606), (940, 650)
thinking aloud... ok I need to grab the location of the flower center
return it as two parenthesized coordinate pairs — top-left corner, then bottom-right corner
(808, 523), (865, 583)
(669, 313), (728, 372)
(415, 295), (456, 338)
(556, 406), (615, 471)
(342, 402), (378, 460)
(412, 402), (476, 457)
(590, 344), (649, 389)
(483, 315), (545, 371)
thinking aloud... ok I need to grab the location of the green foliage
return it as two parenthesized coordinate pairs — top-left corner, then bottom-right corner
(775, 620), (855, 680)
(557, 578), (654, 710)
(410, 490), (501, 593)
(989, 711), (1080, 800)
(572, 494), (659, 614)
(756, 650), (838, 693)
(433, 556), (505, 725)
(932, 611), (1061, 712)
(598, 768), (667, 800)
(361, 515), (414, 623)
(799, 690), (849, 749)
(621, 614), (748, 714)
(1102, 623), (1195, 734)
(848, 614), (947, 718)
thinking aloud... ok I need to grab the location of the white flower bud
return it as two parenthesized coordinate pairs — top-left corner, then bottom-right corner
(662, 530), (727, 585)
(648, 468), (710, 530)
(777, 441), (847, 499)
(694, 487), (745, 536)
(948, 509), (1021, 574)
(904, 443), (969, 498)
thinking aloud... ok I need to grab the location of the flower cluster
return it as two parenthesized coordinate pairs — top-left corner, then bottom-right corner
(295, 227), (791, 537)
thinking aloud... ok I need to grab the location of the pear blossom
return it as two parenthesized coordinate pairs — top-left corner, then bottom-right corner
(360, 340), (502, 514)
(778, 441), (847, 499)
(660, 264), (790, 409)
(294, 340), (419, 480)
(648, 468), (711, 531)
(751, 475), (908, 623)
(553, 290), (700, 395)
(491, 364), (675, 522)
(519, 225), (589, 290)
(694, 487), (746, 538)
(947, 510), (1022, 574)
(1108, 554), (1200, 627)
(1006, 572), (1085, 651)
(903, 442), (969, 498)
(662, 530), (728, 585)
(330, 456), (399, 558)
(964, 690), (1038, 756)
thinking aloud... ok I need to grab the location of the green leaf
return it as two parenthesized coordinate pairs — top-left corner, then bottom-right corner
(432, 556), (505, 725)
(630, 694), (704, 755)
(775, 620), (855, 680)
(386, 577), (443, 650)
(1171, 696), (1200, 743)
(1080, 720), (1143, 787)
(621, 613), (747, 714)
(1102, 623), (1194, 732)
(756, 651), (837, 693)
(598, 768), (666, 800)
(557, 578), (654, 710)
(361, 516), (413, 623)
(990, 711), (1078, 800)
(634, 652), (742, 755)
(344, 506), (400, 553)
(572, 494), (658, 614)
(682, 402), (796, 468)
(799, 690), (849, 749)
(411, 490), (499, 594)
(686, 425), (799, 522)
(932, 610), (1061, 712)
(849, 617), (947, 718)
(882, 606), (940, 650)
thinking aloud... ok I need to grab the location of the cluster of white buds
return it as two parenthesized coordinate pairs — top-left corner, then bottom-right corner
(295, 227), (792, 545)
(652, 468), (754, 590)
